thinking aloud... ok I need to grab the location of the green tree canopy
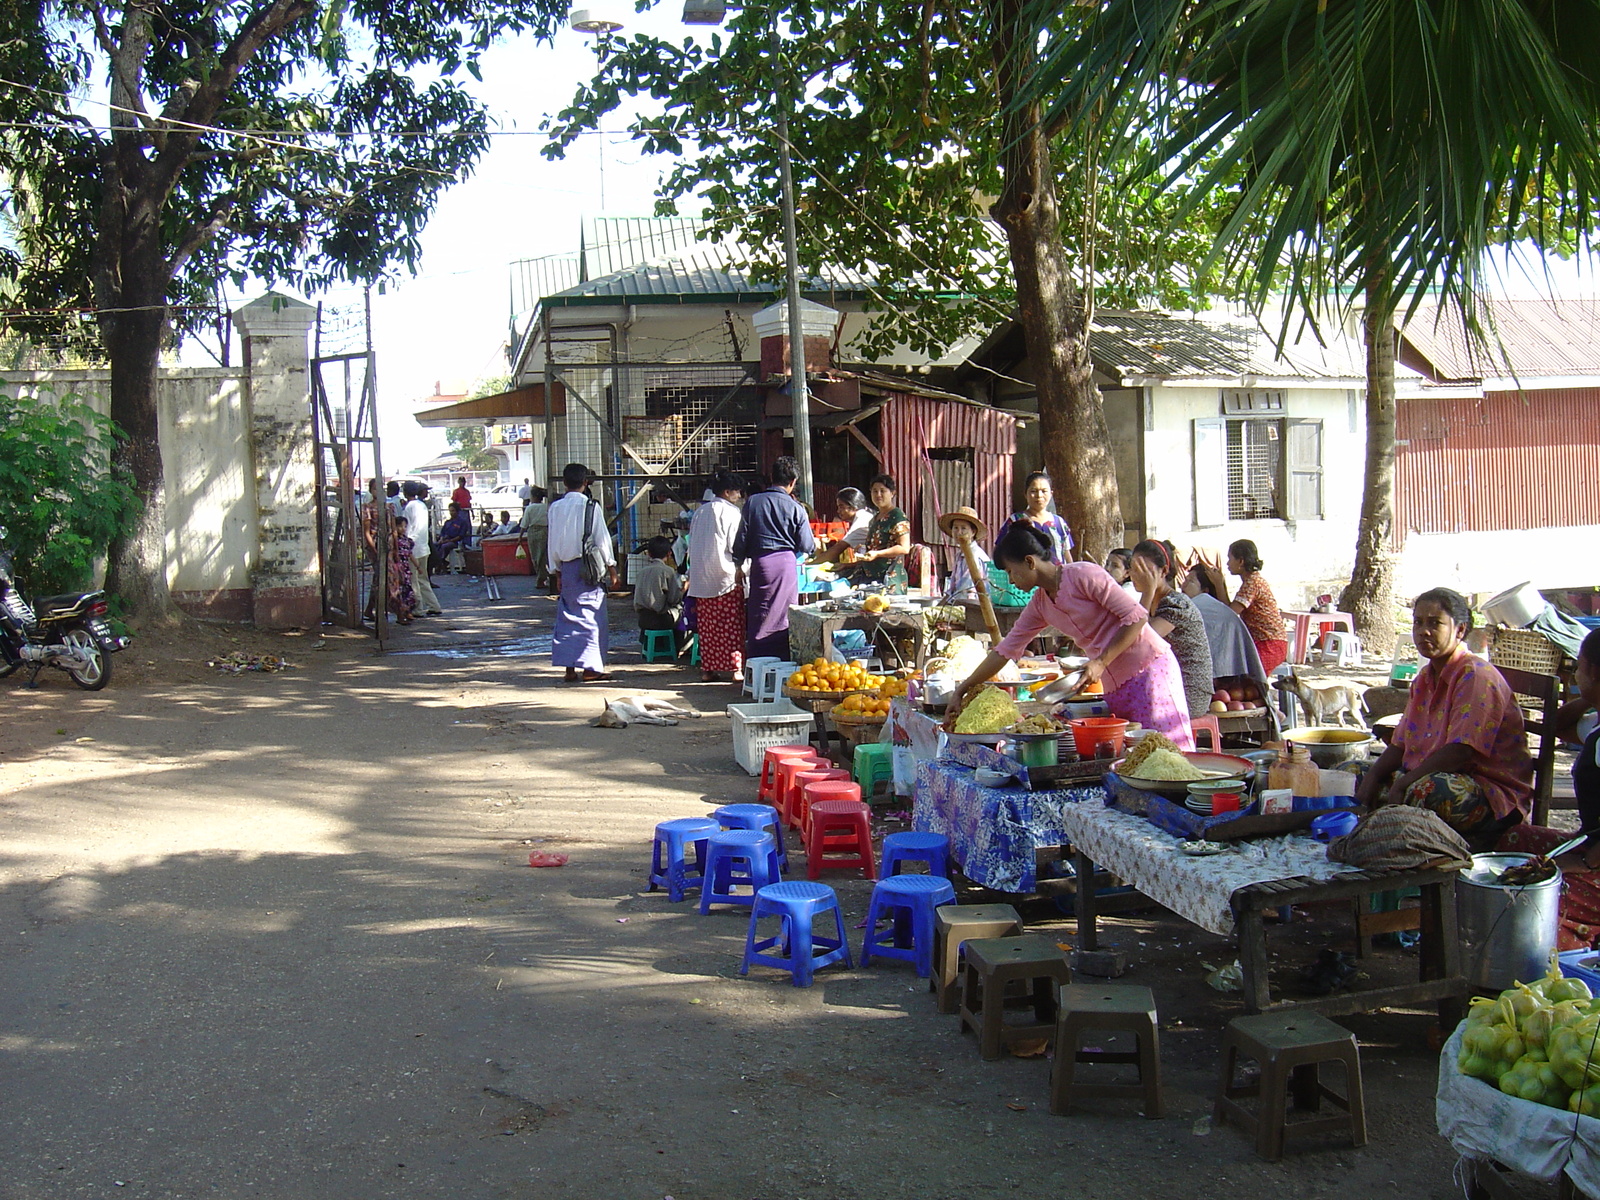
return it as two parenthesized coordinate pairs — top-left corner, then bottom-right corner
(0, 0), (570, 613)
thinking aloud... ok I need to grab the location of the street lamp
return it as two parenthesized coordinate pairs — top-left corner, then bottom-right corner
(568, 2), (626, 33)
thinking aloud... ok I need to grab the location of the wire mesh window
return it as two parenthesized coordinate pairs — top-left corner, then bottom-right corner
(1226, 418), (1282, 520)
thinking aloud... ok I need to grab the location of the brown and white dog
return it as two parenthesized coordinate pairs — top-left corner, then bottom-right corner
(592, 695), (704, 728)
(1281, 668), (1367, 728)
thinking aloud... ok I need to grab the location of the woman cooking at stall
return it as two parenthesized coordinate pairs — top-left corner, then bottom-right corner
(946, 524), (1196, 749)
(842, 474), (911, 593)
(1355, 587), (1533, 847)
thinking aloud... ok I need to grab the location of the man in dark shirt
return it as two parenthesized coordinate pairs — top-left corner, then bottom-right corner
(732, 455), (816, 660)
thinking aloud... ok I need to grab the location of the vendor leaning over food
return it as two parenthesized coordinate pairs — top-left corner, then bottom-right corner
(1354, 587), (1533, 849)
(946, 523), (1196, 749)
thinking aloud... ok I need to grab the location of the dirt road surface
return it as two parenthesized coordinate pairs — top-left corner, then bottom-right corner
(0, 574), (1486, 1199)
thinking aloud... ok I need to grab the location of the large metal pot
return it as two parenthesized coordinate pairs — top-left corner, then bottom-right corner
(1280, 726), (1374, 769)
(1482, 581), (1548, 629)
(1457, 854), (1562, 992)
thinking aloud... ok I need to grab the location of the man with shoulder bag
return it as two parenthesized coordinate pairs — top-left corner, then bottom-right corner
(546, 463), (616, 683)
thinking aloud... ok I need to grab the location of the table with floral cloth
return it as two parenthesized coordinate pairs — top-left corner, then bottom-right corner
(912, 743), (1101, 893)
(1055, 802), (1358, 936)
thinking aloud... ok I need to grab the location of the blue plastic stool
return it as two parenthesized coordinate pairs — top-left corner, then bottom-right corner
(860, 874), (957, 977)
(740, 881), (853, 987)
(649, 817), (721, 902)
(714, 802), (788, 873)
(853, 741), (893, 796)
(699, 829), (782, 914)
(880, 831), (950, 878)
(641, 628), (677, 663)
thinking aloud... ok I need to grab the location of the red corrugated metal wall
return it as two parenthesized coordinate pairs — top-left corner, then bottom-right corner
(1395, 388), (1600, 538)
(881, 395), (1016, 557)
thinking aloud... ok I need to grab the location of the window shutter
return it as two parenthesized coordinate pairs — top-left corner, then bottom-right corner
(1193, 418), (1226, 526)
(1285, 419), (1324, 520)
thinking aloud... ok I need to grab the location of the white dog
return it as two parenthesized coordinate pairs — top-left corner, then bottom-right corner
(1281, 668), (1367, 729)
(592, 695), (703, 728)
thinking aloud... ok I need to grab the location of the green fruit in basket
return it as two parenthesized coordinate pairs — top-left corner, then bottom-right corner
(1459, 1051), (1494, 1080)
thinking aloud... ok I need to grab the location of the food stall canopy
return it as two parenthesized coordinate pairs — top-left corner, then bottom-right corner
(413, 382), (566, 428)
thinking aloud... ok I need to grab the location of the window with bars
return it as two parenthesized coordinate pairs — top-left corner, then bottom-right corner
(1193, 416), (1323, 525)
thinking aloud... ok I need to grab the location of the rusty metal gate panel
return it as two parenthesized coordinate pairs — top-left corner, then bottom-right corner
(310, 346), (388, 643)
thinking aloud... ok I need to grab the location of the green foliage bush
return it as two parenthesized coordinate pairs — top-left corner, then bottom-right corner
(0, 390), (140, 595)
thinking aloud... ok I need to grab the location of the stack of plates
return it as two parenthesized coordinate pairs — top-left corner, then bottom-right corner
(1184, 794), (1216, 815)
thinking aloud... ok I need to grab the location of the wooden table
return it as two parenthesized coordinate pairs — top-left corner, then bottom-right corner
(1064, 813), (1467, 1022)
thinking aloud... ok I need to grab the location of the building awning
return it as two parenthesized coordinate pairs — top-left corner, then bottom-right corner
(413, 382), (566, 428)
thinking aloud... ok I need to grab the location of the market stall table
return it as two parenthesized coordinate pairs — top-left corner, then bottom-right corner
(912, 745), (1101, 894)
(787, 601), (946, 672)
(1057, 802), (1467, 1020)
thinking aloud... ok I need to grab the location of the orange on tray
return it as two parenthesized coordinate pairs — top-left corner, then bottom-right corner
(833, 692), (892, 720)
(790, 658), (880, 694)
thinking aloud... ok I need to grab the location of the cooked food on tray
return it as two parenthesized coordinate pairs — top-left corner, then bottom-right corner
(1128, 747), (1208, 781)
(1007, 714), (1069, 735)
(1120, 729), (1181, 775)
(952, 685), (1021, 734)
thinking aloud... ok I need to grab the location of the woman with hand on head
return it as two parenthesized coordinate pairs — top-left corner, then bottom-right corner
(1128, 539), (1213, 718)
(946, 524), (1195, 749)
(1355, 588), (1533, 848)
(810, 487), (871, 566)
(1226, 539), (1289, 672)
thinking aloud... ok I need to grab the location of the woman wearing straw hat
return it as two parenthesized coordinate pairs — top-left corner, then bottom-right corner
(937, 506), (993, 603)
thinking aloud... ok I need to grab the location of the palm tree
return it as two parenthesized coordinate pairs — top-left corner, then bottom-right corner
(1027, 0), (1600, 652)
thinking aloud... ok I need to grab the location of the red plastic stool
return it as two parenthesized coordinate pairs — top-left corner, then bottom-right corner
(1190, 715), (1222, 752)
(774, 754), (827, 823)
(760, 746), (821, 806)
(789, 767), (851, 830)
(806, 794), (876, 880)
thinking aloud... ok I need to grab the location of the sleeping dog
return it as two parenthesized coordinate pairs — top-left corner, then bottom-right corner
(592, 695), (704, 728)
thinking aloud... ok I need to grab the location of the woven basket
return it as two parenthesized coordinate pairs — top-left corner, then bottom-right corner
(1489, 627), (1568, 676)
(784, 682), (874, 703)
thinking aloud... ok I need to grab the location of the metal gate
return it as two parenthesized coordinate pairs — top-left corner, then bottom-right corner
(310, 347), (388, 643)
(544, 322), (762, 556)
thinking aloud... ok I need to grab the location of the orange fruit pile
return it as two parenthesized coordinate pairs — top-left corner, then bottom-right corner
(789, 658), (879, 693)
(837, 692), (892, 719)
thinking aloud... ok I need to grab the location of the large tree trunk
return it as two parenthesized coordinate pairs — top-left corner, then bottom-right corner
(102, 300), (174, 617)
(988, 0), (1123, 563)
(1338, 299), (1398, 656)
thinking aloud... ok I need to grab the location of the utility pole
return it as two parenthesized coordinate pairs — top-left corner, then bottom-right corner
(774, 90), (813, 507)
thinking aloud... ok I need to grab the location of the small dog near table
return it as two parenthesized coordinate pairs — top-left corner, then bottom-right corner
(1281, 668), (1367, 728)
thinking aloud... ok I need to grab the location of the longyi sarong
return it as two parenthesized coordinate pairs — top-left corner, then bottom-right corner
(696, 586), (745, 674)
(1104, 647), (1196, 750)
(553, 559), (608, 672)
(745, 551), (798, 661)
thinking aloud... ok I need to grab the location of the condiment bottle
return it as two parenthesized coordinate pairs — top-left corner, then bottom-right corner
(1268, 743), (1318, 798)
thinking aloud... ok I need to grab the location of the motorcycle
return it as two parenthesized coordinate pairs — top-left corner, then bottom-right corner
(0, 525), (128, 691)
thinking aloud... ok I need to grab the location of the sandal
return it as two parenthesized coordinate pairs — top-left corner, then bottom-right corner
(581, 671), (613, 683)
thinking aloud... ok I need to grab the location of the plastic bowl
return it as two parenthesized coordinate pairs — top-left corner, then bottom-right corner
(1069, 716), (1128, 759)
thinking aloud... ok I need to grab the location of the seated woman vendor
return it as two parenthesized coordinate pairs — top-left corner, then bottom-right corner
(1355, 587), (1533, 848)
(810, 487), (871, 565)
(946, 524), (1196, 749)
(839, 474), (912, 593)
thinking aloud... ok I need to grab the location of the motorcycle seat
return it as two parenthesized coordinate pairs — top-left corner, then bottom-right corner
(36, 594), (90, 613)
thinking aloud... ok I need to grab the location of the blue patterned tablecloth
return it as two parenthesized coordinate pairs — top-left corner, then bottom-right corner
(913, 744), (1103, 893)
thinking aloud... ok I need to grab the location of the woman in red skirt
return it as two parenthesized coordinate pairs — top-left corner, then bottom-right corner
(687, 469), (746, 682)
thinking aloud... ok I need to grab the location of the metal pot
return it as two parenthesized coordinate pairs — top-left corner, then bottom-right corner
(1280, 726), (1374, 769)
(1482, 581), (1548, 629)
(1457, 853), (1562, 992)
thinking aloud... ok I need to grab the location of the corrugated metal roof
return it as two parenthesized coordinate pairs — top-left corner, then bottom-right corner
(1400, 297), (1600, 381)
(580, 216), (710, 280)
(1090, 309), (1368, 382)
(547, 241), (874, 304)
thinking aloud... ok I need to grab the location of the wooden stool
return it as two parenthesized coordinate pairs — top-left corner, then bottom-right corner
(1214, 1010), (1367, 1161)
(1050, 983), (1163, 1118)
(930, 904), (1023, 1014)
(958, 935), (1072, 1060)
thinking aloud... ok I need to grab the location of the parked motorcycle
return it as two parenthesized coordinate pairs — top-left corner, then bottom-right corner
(0, 525), (127, 690)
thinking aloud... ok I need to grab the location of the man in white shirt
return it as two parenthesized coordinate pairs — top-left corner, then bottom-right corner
(687, 469), (745, 682)
(517, 477), (532, 502)
(546, 462), (616, 682)
(402, 482), (443, 616)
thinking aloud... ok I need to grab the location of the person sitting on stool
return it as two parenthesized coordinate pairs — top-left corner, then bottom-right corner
(634, 535), (685, 650)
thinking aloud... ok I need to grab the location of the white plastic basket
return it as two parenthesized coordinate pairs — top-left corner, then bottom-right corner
(727, 700), (814, 775)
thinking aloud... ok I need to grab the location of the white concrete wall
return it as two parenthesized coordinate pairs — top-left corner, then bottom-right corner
(1142, 382), (1366, 608)
(0, 367), (254, 595)
(1397, 526), (1600, 601)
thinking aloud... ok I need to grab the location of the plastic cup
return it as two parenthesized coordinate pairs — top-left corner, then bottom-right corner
(1211, 791), (1241, 814)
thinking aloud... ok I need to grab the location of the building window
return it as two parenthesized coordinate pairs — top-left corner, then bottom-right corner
(1227, 419), (1281, 519)
(1193, 417), (1323, 526)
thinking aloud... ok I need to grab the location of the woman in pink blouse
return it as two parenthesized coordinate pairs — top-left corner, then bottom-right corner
(947, 524), (1196, 749)
(1355, 587), (1533, 847)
